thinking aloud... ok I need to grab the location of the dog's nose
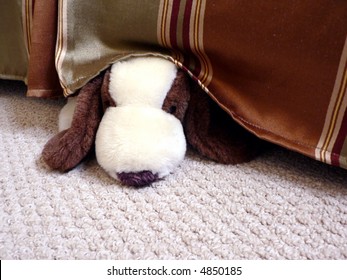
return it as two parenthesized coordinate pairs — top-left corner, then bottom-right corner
(117, 171), (159, 187)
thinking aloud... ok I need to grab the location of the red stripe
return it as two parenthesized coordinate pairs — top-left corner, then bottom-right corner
(182, 0), (192, 51)
(192, 0), (202, 76)
(182, 0), (193, 67)
(331, 108), (347, 166)
(169, 0), (181, 49)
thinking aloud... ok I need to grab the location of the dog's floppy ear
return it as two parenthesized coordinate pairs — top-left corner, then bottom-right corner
(184, 81), (261, 164)
(162, 69), (190, 122)
(100, 68), (116, 110)
(42, 74), (104, 171)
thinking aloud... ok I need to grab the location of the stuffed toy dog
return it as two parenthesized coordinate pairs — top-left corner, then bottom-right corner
(42, 56), (261, 186)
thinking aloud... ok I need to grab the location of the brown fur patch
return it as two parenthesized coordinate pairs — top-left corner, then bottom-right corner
(162, 70), (190, 122)
(184, 81), (262, 164)
(42, 75), (103, 171)
(101, 68), (116, 111)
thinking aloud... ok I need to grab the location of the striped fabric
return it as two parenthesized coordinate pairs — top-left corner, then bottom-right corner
(316, 38), (347, 168)
(53, 1), (347, 170)
(22, 0), (33, 57)
(2, 0), (347, 170)
(55, 0), (68, 94)
(157, 0), (212, 88)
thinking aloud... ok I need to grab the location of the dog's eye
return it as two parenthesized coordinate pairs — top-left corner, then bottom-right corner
(169, 106), (177, 114)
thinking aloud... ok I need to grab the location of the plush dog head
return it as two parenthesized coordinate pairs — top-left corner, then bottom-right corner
(42, 56), (260, 186)
(96, 57), (189, 185)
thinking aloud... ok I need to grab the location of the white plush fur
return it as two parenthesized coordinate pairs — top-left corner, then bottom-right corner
(96, 106), (186, 178)
(96, 56), (186, 180)
(58, 97), (77, 132)
(108, 56), (177, 108)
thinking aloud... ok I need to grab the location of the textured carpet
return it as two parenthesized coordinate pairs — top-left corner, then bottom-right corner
(1, 80), (347, 260)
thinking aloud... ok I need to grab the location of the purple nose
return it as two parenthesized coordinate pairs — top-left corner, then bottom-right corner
(117, 171), (159, 187)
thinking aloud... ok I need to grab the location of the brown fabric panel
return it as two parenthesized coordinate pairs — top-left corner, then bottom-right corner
(202, 1), (347, 158)
(50, 0), (347, 167)
(27, 0), (62, 98)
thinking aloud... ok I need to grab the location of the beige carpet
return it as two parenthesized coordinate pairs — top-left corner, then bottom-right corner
(1, 79), (347, 260)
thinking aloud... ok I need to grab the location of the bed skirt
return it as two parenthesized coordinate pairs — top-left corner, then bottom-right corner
(1, 0), (347, 169)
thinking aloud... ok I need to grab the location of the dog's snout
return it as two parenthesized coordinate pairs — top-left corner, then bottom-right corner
(117, 171), (159, 187)
(96, 107), (186, 186)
